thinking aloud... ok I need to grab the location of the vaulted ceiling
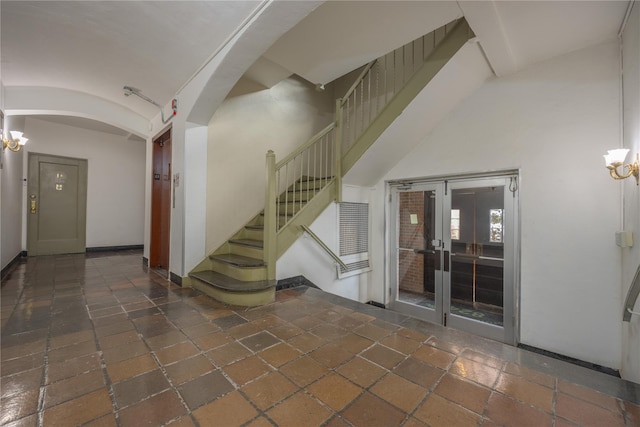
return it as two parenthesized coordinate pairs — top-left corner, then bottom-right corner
(0, 1), (631, 135)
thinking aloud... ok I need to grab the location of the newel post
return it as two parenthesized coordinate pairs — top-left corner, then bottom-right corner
(335, 98), (343, 203)
(264, 150), (277, 281)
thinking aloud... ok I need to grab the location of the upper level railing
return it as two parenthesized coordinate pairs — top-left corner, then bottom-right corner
(339, 19), (461, 155)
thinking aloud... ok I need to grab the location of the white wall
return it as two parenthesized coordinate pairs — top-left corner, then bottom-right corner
(1, 134), (24, 269)
(205, 76), (334, 253)
(22, 117), (146, 249)
(184, 125), (208, 272)
(370, 41), (623, 369)
(0, 78), (25, 272)
(621, 1), (640, 383)
(277, 185), (374, 302)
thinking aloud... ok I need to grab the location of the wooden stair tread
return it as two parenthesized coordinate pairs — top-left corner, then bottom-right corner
(210, 253), (265, 267)
(190, 270), (275, 292)
(229, 238), (263, 248)
(245, 225), (263, 231)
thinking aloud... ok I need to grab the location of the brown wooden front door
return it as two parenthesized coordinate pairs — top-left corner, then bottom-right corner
(150, 128), (171, 270)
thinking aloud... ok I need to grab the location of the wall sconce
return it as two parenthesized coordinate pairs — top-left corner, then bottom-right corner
(2, 130), (29, 152)
(604, 149), (639, 185)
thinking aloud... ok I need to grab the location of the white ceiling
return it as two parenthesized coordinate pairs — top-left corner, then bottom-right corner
(0, 1), (631, 136)
(262, 1), (463, 85)
(459, 0), (629, 76)
(1, 1), (262, 119)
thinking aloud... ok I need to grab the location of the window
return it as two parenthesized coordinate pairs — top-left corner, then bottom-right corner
(490, 209), (503, 242)
(451, 209), (460, 240)
(338, 202), (370, 277)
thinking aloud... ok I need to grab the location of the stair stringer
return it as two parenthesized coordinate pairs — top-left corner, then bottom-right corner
(342, 18), (474, 175)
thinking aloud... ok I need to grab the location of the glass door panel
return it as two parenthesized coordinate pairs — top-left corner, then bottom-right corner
(391, 184), (442, 323)
(448, 186), (505, 328)
(389, 175), (518, 345)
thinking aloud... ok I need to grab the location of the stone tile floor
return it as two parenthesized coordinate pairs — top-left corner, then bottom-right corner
(1, 250), (639, 426)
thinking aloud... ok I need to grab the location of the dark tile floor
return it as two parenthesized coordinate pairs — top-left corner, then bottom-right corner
(2, 250), (640, 426)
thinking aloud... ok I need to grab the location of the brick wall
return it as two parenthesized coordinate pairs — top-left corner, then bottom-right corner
(399, 251), (424, 293)
(398, 192), (425, 294)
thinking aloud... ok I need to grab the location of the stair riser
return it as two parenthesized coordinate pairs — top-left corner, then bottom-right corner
(191, 278), (275, 307)
(293, 180), (329, 190)
(282, 189), (323, 200)
(243, 228), (264, 241)
(210, 260), (267, 281)
(277, 203), (309, 215)
(230, 244), (263, 259)
(256, 216), (289, 227)
(279, 192), (316, 203)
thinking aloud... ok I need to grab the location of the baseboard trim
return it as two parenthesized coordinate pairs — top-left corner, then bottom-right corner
(170, 272), (182, 286)
(518, 343), (620, 377)
(366, 301), (386, 309)
(277, 275), (319, 291)
(1, 252), (24, 282)
(86, 245), (144, 253)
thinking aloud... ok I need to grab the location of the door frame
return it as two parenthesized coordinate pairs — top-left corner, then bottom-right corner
(27, 152), (88, 256)
(444, 177), (518, 344)
(388, 181), (444, 325)
(386, 171), (520, 345)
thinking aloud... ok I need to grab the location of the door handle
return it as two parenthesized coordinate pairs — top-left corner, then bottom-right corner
(30, 194), (37, 214)
(444, 250), (450, 272)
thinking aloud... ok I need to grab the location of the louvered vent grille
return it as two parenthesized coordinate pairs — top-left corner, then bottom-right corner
(339, 202), (369, 256)
(337, 202), (371, 278)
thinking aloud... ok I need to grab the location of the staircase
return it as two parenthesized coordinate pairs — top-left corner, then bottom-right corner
(189, 176), (332, 306)
(189, 18), (474, 306)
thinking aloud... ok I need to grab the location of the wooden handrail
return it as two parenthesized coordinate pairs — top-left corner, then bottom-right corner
(340, 59), (378, 106)
(623, 263), (640, 321)
(301, 225), (347, 270)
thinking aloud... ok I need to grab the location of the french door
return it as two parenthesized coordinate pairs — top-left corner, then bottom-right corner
(389, 175), (518, 344)
(150, 128), (171, 270)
